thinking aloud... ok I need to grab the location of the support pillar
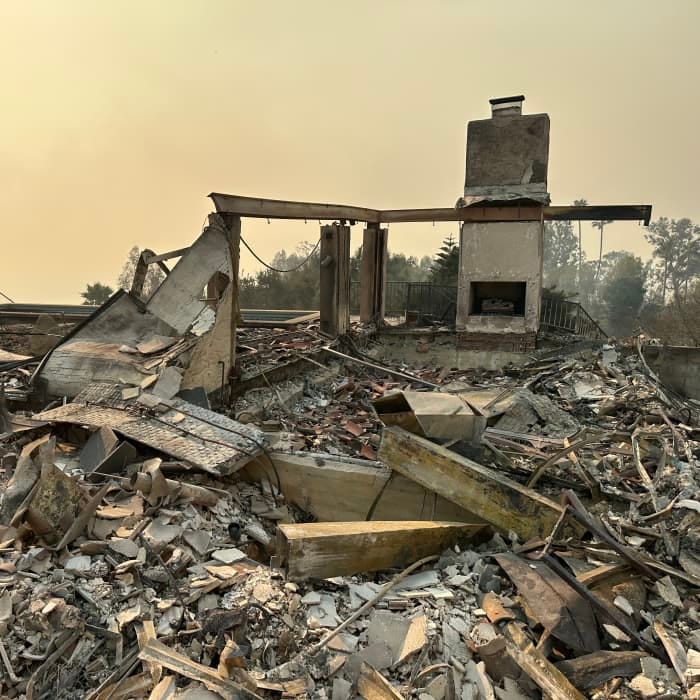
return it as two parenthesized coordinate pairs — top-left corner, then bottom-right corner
(221, 214), (241, 387)
(319, 223), (351, 337)
(359, 223), (388, 324)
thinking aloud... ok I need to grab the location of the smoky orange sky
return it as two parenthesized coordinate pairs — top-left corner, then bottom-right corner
(1, 1), (699, 304)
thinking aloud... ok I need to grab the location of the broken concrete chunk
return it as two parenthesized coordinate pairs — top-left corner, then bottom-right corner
(64, 555), (92, 575)
(143, 518), (183, 548)
(108, 538), (139, 558)
(654, 576), (683, 608)
(307, 594), (341, 628)
(152, 366), (183, 400)
(211, 548), (246, 564)
(614, 595), (635, 617)
(629, 673), (659, 698)
(121, 386), (140, 400)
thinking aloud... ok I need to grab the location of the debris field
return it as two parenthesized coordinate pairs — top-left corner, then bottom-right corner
(1, 312), (699, 700)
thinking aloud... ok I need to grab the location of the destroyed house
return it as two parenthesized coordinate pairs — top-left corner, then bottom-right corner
(6, 97), (700, 700)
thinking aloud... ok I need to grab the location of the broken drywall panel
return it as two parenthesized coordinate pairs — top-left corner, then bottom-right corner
(240, 452), (484, 524)
(277, 520), (484, 580)
(182, 282), (234, 395)
(146, 222), (230, 334)
(373, 390), (486, 443)
(34, 291), (181, 399)
(34, 382), (265, 475)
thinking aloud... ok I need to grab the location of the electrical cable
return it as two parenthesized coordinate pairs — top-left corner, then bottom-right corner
(0, 290), (15, 303)
(240, 235), (321, 273)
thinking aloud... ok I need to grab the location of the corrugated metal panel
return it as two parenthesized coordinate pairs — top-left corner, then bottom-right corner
(36, 383), (266, 475)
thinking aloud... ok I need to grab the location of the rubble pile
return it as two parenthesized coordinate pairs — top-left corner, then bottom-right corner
(1, 326), (699, 699)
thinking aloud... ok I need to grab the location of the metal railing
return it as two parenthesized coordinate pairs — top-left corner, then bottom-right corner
(350, 281), (457, 323)
(350, 280), (412, 320)
(540, 297), (607, 339)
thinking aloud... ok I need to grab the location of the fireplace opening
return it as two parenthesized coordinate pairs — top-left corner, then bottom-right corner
(470, 281), (526, 316)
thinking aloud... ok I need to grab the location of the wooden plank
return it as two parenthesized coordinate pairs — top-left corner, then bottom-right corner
(555, 651), (647, 691)
(503, 623), (585, 700)
(139, 639), (263, 699)
(277, 520), (484, 580)
(357, 662), (405, 699)
(137, 621), (161, 685)
(143, 248), (190, 265)
(241, 452), (484, 525)
(378, 427), (570, 541)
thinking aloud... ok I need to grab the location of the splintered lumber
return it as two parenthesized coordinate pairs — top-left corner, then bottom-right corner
(357, 662), (406, 699)
(378, 427), (571, 541)
(139, 638), (263, 699)
(277, 520), (484, 580)
(555, 651), (648, 691)
(148, 676), (177, 699)
(503, 623), (585, 700)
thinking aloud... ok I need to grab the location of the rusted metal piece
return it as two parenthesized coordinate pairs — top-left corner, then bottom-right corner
(495, 553), (600, 654)
(562, 490), (659, 580)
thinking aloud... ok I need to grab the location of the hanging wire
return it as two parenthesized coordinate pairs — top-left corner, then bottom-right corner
(240, 235), (321, 273)
(0, 289), (15, 303)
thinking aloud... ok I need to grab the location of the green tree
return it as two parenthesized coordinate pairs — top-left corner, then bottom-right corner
(601, 253), (646, 336)
(81, 282), (114, 305)
(430, 235), (459, 286)
(543, 219), (579, 295)
(117, 245), (166, 299)
(592, 217), (613, 285)
(645, 217), (700, 306)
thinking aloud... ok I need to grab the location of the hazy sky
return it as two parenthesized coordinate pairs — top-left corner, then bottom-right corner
(2, 1), (699, 304)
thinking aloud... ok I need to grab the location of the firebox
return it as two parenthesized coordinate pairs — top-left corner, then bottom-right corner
(469, 282), (527, 316)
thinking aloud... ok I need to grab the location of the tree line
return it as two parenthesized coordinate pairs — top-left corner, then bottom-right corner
(543, 209), (700, 342)
(81, 214), (700, 346)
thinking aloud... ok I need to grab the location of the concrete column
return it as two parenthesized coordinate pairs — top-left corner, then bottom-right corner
(319, 223), (351, 337)
(455, 223), (469, 330)
(359, 223), (388, 324)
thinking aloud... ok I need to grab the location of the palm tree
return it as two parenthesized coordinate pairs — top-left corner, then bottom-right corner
(592, 218), (613, 287)
(573, 198), (588, 284)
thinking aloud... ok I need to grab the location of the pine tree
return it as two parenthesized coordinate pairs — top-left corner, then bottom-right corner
(430, 235), (459, 286)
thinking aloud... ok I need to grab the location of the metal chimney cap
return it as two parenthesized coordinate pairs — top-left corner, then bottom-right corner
(489, 95), (525, 106)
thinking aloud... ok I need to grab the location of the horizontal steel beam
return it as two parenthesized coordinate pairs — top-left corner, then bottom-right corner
(546, 205), (652, 226)
(209, 193), (380, 223)
(209, 193), (652, 226)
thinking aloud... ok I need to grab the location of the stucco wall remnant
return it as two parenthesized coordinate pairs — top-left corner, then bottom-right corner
(456, 220), (543, 334)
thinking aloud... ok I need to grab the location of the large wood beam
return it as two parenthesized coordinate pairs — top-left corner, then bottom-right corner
(319, 223), (351, 337)
(360, 223), (388, 324)
(378, 427), (574, 541)
(277, 520), (485, 580)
